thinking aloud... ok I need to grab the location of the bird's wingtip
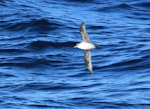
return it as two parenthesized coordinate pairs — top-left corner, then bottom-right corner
(90, 71), (93, 74)
(81, 21), (85, 26)
(88, 68), (93, 73)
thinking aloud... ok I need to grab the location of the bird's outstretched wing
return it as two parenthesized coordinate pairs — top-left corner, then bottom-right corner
(84, 50), (93, 73)
(80, 22), (90, 43)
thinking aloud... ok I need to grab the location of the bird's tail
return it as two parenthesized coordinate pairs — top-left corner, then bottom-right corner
(94, 44), (100, 49)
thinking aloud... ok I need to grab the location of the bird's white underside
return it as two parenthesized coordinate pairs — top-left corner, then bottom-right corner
(75, 41), (95, 50)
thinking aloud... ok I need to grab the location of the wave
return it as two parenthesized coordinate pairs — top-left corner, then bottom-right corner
(89, 25), (106, 30)
(65, 0), (93, 3)
(11, 81), (78, 92)
(97, 3), (132, 12)
(1, 18), (61, 33)
(0, 48), (28, 54)
(0, 57), (49, 68)
(134, 1), (150, 8)
(27, 40), (77, 50)
(0, 72), (15, 77)
(0, 0), (14, 5)
(99, 54), (150, 72)
(0, 39), (78, 69)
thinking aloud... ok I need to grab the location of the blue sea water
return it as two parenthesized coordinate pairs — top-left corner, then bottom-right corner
(0, 0), (150, 108)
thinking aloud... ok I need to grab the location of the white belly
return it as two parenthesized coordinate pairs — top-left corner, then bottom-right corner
(78, 42), (95, 50)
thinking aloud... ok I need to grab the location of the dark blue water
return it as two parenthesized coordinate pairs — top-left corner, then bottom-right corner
(0, 0), (150, 108)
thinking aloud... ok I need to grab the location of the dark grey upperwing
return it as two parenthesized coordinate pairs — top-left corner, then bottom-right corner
(80, 22), (90, 43)
(84, 50), (93, 73)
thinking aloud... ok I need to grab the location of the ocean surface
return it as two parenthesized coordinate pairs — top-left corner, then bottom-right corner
(0, 0), (150, 109)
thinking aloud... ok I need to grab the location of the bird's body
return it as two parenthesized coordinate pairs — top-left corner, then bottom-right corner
(74, 22), (99, 73)
(75, 41), (96, 50)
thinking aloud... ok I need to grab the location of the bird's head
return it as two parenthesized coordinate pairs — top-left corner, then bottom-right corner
(74, 43), (80, 48)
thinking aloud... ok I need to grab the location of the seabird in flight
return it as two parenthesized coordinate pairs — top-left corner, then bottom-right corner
(74, 22), (99, 73)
